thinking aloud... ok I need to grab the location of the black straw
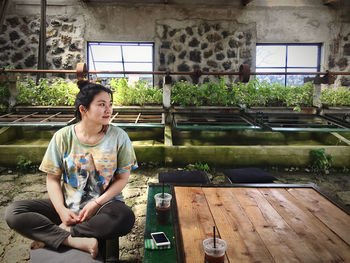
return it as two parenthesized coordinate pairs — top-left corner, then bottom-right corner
(162, 182), (164, 198)
(213, 226), (216, 248)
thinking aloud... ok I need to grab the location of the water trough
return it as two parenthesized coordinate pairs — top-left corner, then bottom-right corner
(0, 106), (349, 168)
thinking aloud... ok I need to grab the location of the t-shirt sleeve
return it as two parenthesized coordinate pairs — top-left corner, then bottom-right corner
(116, 132), (138, 174)
(39, 133), (63, 176)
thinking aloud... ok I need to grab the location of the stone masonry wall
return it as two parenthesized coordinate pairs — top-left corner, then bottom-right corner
(328, 23), (350, 87)
(0, 15), (85, 76)
(155, 19), (256, 86)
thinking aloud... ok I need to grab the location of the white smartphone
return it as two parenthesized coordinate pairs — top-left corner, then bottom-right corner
(151, 232), (171, 247)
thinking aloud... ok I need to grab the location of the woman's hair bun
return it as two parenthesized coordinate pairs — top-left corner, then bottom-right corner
(77, 80), (90, 90)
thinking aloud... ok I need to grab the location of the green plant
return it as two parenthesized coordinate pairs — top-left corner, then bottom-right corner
(321, 86), (350, 106)
(194, 162), (210, 172)
(310, 148), (335, 174)
(16, 78), (79, 106)
(17, 155), (38, 173)
(342, 167), (350, 174)
(111, 78), (162, 106)
(0, 104), (7, 113)
(171, 78), (316, 108)
(185, 162), (210, 172)
(0, 81), (10, 108)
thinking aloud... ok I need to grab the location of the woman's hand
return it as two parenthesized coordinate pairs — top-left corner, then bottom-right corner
(78, 201), (100, 222)
(59, 207), (80, 226)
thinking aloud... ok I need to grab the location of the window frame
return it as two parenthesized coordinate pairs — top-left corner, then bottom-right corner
(87, 41), (155, 85)
(256, 43), (322, 86)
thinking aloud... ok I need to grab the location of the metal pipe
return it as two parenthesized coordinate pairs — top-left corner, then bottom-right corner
(3, 69), (350, 76)
(0, 123), (67, 127)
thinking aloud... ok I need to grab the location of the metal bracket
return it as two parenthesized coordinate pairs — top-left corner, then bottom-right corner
(304, 70), (335, 84)
(164, 71), (172, 84)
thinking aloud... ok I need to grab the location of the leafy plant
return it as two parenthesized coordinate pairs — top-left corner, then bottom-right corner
(171, 78), (316, 108)
(185, 162), (210, 172)
(321, 86), (350, 106)
(16, 155), (38, 173)
(0, 81), (10, 109)
(111, 78), (162, 106)
(194, 162), (210, 173)
(16, 78), (79, 106)
(0, 81), (10, 99)
(0, 104), (7, 113)
(310, 148), (335, 175)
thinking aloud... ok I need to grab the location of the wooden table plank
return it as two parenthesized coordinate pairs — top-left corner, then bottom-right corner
(174, 187), (221, 263)
(260, 188), (350, 262)
(287, 188), (350, 245)
(202, 187), (274, 263)
(232, 188), (318, 263)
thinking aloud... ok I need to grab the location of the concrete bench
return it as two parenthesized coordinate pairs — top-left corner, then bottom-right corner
(158, 170), (211, 185)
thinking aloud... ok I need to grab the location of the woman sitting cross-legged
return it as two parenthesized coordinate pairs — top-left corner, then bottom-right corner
(5, 80), (138, 258)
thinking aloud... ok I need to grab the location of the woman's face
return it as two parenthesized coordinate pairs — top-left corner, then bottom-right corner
(82, 91), (112, 126)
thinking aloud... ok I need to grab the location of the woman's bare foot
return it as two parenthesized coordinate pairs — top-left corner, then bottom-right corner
(30, 240), (45, 250)
(59, 223), (71, 233)
(63, 236), (98, 258)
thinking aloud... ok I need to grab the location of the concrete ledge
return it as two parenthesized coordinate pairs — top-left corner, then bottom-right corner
(1, 145), (349, 167)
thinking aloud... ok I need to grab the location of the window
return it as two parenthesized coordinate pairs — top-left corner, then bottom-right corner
(256, 44), (321, 86)
(87, 42), (154, 85)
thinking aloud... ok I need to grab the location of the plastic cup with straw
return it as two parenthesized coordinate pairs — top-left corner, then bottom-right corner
(154, 182), (172, 225)
(203, 225), (227, 263)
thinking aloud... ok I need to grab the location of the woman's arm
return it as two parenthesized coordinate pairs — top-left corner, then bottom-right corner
(78, 170), (130, 222)
(46, 173), (79, 225)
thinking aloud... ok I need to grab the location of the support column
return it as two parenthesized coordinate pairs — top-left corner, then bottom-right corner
(312, 83), (322, 108)
(162, 74), (172, 109)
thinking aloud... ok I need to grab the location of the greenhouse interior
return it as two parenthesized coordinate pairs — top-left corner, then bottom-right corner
(0, 0), (349, 263)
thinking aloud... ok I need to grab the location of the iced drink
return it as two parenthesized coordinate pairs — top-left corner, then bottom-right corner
(154, 193), (172, 225)
(203, 237), (226, 263)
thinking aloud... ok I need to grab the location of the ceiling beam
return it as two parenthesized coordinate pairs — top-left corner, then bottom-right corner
(242, 0), (254, 6)
(323, 0), (339, 4)
(0, 0), (10, 34)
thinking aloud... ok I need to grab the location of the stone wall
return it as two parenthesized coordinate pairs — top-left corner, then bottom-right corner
(328, 23), (350, 86)
(0, 15), (85, 76)
(155, 19), (255, 85)
(1, 1), (350, 87)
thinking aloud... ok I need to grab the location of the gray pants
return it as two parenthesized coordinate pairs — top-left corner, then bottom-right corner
(5, 199), (135, 250)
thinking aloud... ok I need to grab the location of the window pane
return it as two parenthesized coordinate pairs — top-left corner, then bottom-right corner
(256, 45), (286, 67)
(93, 62), (124, 71)
(286, 68), (318, 86)
(122, 46), (153, 62)
(287, 46), (318, 67)
(89, 45), (122, 62)
(88, 42), (154, 86)
(256, 68), (285, 85)
(124, 63), (153, 71)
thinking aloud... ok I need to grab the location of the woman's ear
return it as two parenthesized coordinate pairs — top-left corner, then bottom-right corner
(79, 105), (87, 116)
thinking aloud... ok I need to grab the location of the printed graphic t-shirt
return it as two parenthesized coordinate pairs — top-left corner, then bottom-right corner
(39, 124), (138, 213)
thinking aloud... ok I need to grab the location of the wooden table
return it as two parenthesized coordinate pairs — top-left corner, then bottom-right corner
(173, 185), (350, 263)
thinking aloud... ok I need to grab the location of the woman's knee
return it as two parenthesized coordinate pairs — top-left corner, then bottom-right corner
(116, 205), (135, 236)
(5, 201), (22, 229)
(106, 203), (135, 236)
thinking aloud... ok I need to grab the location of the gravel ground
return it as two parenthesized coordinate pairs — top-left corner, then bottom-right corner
(0, 166), (349, 263)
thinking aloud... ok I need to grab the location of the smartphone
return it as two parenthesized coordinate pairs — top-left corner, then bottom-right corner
(151, 232), (171, 247)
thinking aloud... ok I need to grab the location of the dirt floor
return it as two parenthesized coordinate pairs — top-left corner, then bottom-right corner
(0, 165), (349, 263)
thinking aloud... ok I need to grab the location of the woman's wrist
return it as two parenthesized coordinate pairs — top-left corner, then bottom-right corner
(94, 199), (102, 206)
